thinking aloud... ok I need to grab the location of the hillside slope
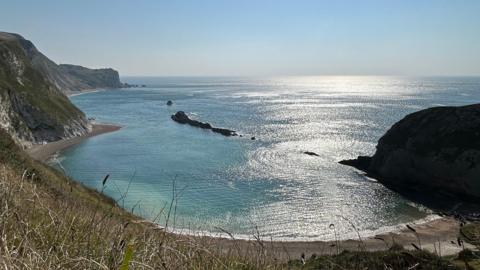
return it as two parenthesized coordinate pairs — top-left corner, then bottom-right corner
(0, 32), (123, 94)
(1, 126), (471, 269)
(0, 32), (89, 147)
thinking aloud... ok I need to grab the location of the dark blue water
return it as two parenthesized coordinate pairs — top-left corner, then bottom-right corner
(57, 76), (480, 240)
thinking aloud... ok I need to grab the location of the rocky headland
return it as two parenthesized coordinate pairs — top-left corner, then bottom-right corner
(57, 64), (122, 93)
(0, 31), (128, 147)
(0, 32), (90, 147)
(340, 104), (480, 201)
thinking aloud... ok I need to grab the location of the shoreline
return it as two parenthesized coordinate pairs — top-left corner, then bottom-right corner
(66, 88), (108, 97)
(195, 216), (471, 258)
(24, 122), (472, 258)
(169, 213), (444, 242)
(26, 123), (122, 162)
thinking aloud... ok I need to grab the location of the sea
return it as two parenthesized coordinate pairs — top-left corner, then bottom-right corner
(54, 76), (480, 241)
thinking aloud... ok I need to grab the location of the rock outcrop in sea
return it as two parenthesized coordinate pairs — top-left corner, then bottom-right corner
(171, 111), (237, 137)
(340, 104), (480, 201)
(304, 151), (319, 156)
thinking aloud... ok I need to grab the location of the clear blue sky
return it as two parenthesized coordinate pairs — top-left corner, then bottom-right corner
(1, 0), (479, 76)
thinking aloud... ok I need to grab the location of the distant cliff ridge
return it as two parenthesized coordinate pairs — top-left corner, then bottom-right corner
(58, 64), (122, 93)
(0, 31), (113, 147)
(0, 32), (123, 95)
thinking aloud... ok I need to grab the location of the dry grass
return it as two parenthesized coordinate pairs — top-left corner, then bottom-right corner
(0, 163), (290, 269)
(461, 222), (480, 249)
(0, 127), (285, 269)
(0, 162), (465, 270)
(0, 128), (469, 269)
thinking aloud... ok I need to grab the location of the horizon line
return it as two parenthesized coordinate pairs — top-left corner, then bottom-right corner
(120, 74), (480, 78)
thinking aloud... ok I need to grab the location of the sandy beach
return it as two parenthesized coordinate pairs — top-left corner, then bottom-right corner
(27, 124), (122, 162)
(25, 123), (471, 259)
(203, 217), (472, 259)
(158, 216), (470, 260)
(66, 88), (106, 97)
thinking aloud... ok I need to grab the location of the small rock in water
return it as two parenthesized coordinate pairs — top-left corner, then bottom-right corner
(251, 136), (256, 140)
(166, 100), (173, 106)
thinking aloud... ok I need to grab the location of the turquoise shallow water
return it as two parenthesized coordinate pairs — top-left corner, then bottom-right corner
(57, 76), (480, 241)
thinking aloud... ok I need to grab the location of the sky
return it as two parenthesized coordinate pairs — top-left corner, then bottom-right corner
(1, 0), (479, 76)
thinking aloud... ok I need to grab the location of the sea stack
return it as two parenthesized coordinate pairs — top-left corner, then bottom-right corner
(171, 111), (237, 136)
(340, 104), (480, 201)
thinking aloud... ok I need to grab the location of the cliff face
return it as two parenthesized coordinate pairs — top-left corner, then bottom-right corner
(0, 32), (123, 95)
(0, 32), (90, 147)
(58, 64), (122, 93)
(340, 104), (480, 201)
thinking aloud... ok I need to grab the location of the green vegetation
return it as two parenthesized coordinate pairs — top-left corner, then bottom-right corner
(452, 222), (480, 269)
(461, 222), (480, 248)
(0, 128), (474, 269)
(0, 129), (277, 269)
(289, 248), (457, 270)
(0, 33), (87, 145)
(0, 38), (85, 124)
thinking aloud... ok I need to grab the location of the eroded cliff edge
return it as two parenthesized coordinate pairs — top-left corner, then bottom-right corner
(0, 32), (92, 147)
(340, 104), (480, 201)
